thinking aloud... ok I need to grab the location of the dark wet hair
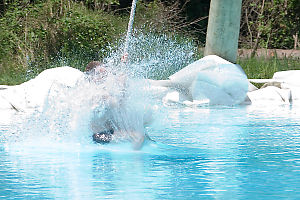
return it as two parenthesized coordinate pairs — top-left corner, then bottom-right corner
(85, 61), (103, 72)
(92, 129), (114, 144)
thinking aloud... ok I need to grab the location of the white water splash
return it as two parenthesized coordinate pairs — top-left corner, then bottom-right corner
(124, 0), (138, 56)
(1, 32), (197, 150)
(105, 31), (197, 79)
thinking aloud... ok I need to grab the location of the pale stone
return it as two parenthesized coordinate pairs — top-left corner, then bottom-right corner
(0, 95), (13, 110)
(247, 86), (291, 104)
(169, 55), (249, 105)
(281, 84), (300, 103)
(0, 85), (9, 90)
(272, 70), (300, 103)
(0, 67), (84, 111)
(273, 70), (300, 87)
(248, 82), (258, 92)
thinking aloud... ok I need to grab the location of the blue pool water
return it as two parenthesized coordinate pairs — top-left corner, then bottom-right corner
(1, 104), (300, 199)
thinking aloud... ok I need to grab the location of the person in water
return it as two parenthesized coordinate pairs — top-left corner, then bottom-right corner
(85, 61), (147, 150)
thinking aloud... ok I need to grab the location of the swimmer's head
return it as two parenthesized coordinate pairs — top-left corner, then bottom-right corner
(85, 61), (103, 73)
(92, 130), (114, 144)
(85, 61), (109, 81)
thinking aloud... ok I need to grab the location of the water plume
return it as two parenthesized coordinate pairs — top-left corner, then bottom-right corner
(1, 31), (198, 149)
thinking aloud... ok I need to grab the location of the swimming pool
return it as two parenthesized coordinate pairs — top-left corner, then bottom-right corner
(1, 104), (299, 199)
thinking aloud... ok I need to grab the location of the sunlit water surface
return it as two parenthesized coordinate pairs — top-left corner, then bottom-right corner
(1, 103), (300, 199)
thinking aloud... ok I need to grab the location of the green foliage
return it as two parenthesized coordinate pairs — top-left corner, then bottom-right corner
(84, 0), (119, 5)
(0, 59), (28, 85)
(261, 0), (299, 49)
(82, 0), (120, 10)
(240, 0), (300, 49)
(58, 5), (124, 62)
(0, 0), (127, 84)
(238, 57), (300, 79)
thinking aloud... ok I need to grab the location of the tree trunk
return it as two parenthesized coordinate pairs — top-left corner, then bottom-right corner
(250, 0), (265, 58)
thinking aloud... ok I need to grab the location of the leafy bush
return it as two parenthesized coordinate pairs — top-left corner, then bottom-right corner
(240, 0), (300, 50)
(58, 4), (125, 63)
(0, 0), (127, 84)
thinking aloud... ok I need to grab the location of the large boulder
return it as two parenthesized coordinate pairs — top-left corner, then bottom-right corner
(168, 55), (249, 105)
(0, 67), (84, 111)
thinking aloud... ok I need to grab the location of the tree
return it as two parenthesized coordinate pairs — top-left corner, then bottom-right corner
(240, 0), (300, 53)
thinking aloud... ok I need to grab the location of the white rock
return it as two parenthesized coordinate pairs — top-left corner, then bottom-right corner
(281, 85), (300, 103)
(169, 55), (249, 105)
(0, 95), (13, 110)
(0, 86), (27, 111)
(248, 82), (258, 92)
(271, 70), (300, 104)
(273, 70), (300, 87)
(0, 85), (10, 90)
(247, 86), (291, 104)
(0, 67), (84, 111)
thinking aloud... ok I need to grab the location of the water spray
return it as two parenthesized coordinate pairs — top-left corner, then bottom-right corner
(122, 0), (138, 62)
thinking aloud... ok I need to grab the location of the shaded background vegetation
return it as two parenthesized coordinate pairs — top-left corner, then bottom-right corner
(0, 0), (299, 84)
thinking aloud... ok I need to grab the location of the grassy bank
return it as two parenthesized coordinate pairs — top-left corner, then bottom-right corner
(238, 57), (300, 79)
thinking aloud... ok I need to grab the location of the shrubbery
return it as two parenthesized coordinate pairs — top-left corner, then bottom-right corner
(0, 0), (201, 85)
(240, 0), (300, 50)
(0, 0), (127, 84)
